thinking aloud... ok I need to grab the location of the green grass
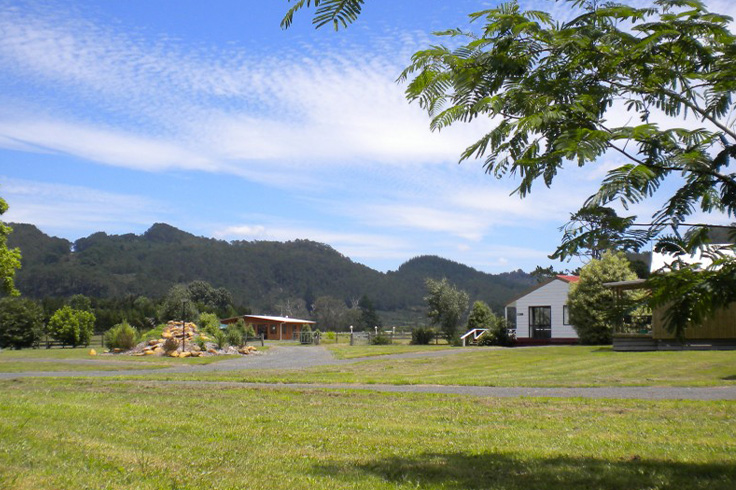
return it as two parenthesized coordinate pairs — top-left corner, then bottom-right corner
(0, 346), (261, 372)
(324, 343), (454, 359)
(131, 346), (736, 387)
(0, 378), (733, 489)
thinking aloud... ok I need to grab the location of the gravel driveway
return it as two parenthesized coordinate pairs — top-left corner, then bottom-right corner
(2, 345), (735, 400)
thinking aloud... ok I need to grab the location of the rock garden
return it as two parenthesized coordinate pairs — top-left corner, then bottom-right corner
(109, 320), (258, 357)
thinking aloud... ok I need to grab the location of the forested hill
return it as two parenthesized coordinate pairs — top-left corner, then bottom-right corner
(7, 223), (535, 314)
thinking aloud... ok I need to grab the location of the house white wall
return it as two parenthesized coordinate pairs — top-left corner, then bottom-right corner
(506, 279), (578, 339)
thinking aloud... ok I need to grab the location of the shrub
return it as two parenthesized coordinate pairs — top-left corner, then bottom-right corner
(243, 323), (256, 339)
(226, 329), (243, 348)
(411, 326), (435, 345)
(371, 333), (391, 345)
(196, 338), (206, 351)
(214, 330), (227, 350)
(476, 320), (515, 347)
(323, 331), (336, 341)
(48, 306), (95, 347)
(199, 312), (221, 337)
(0, 297), (44, 349)
(104, 321), (139, 351)
(162, 337), (179, 354)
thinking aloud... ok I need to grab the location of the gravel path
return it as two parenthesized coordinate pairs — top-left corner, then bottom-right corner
(2, 345), (736, 400)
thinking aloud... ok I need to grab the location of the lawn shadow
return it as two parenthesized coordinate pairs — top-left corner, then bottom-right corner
(722, 375), (736, 380)
(312, 451), (735, 490)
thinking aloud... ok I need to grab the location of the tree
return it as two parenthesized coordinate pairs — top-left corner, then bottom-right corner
(47, 305), (96, 347)
(568, 251), (641, 344)
(281, 0), (736, 338)
(0, 297), (44, 349)
(466, 300), (494, 331)
(0, 195), (21, 296)
(159, 284), (200, 322)
(357, 295), (382, 329)
(424, 277), (469, 343)
(312, 295), (350, 330)
(69, 294), (92, 312)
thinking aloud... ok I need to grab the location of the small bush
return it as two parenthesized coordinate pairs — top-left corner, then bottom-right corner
(104, 321), (139, 351)
(226, 329), (243, 347)
(214, 330), (227, 350)
(323, 331), (336, 341)
(371, 333), (391, 345)
(242, 322), (256, 339)
(196, 337), (206, 351)
(476, 321), (515, 347)
(411, 326), (435, 345)
(199, 312), (221, 337)
(162, 337), (179, 353)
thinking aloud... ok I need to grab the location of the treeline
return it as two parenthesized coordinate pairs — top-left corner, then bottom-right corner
(7, 222), (536, 320)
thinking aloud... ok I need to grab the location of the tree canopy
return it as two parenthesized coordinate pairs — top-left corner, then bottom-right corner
(568, 251), (643, 344)
(0, 196), (21, 296)
(425, 277), (469, 342)
(282, 0), (736, 337)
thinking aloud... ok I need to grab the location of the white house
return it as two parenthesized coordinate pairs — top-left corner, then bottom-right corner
(505, 275), (579, 344)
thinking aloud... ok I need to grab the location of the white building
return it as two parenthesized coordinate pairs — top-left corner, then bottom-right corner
(505, 275), (579, 343)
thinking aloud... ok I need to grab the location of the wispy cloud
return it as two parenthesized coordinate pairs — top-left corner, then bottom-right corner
(214, 222), (413, 261)
(1, 177), (167, 235)
(0, 1), (484, 180)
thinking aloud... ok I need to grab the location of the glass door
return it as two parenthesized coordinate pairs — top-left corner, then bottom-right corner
(529, 306), (552, 339)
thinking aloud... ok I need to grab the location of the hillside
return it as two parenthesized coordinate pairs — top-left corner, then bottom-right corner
(7, 223), (535, 315)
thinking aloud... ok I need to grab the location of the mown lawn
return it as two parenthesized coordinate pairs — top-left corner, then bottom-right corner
(324, 343), (454, 359)
(0, 346), (253, 372)
(0, 378), (734, 490)
(128, 345), (736, 387)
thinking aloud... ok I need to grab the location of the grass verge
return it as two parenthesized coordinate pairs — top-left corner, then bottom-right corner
(0, 378), (733, 489)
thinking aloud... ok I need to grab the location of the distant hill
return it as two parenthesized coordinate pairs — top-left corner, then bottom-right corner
(7, 223), (535, 316)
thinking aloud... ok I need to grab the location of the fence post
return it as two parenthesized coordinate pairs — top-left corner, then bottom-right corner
(260, 333), (264, 347)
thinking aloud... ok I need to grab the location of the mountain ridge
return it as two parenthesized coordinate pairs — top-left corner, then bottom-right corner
(7, 222), (535, 315)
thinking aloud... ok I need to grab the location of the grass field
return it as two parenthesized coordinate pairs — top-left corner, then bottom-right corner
(0, 346), (257, 372)
(324, 343), (454, 359)
(124, 345), (736, 387)
(1, 378), (734, 490)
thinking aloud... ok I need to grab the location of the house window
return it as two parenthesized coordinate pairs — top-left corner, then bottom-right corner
(529, 306), (552, 339)
(563, 305), (570, 325)
(506, 307), (517, 331)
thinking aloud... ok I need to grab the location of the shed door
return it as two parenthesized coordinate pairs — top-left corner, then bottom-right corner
(529, 306), (552, 339)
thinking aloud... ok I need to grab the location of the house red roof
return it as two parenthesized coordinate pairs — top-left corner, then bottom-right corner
(556, 275), (580, 283)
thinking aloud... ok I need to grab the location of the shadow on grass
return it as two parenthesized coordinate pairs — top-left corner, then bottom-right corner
(722, 375), (736, 380)
(312, 451), (735, 490)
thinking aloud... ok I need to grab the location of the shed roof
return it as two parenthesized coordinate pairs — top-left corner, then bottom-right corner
(222, 314), (316, 324)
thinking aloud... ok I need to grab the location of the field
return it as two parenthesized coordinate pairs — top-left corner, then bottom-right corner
(123, 345), (736, 387)
(1, 344), (735, 489)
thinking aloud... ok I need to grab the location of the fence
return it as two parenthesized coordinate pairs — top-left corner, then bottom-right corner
(35, 334), (105, 349)
(316, 331), (446, 345)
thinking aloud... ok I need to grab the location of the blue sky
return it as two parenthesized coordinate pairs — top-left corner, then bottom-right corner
(1, 0), (734, 274)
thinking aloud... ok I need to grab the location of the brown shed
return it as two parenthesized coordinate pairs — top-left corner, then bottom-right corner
(220, 315), (316, 341)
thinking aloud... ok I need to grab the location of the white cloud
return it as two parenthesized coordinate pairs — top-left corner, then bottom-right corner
(0, 119), (214, 172)
(214, 222), (413, 262)
(0, 2), (485, 178)
(1, 177), (166, 234)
